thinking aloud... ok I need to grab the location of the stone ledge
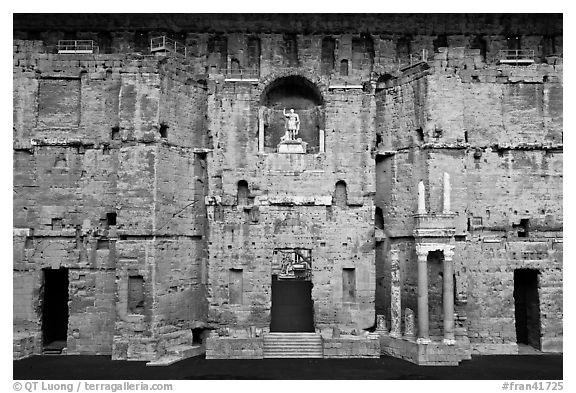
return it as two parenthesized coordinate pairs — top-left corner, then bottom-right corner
(205, 337), (264, 360)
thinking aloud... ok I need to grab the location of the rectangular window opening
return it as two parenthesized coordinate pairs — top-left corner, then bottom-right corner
(106, 212), (117, 226)
(229, 269), (243, 305)
(128, 275), (145, 314)
(342, 268), (356, 302)
(51, 218), (63, 230)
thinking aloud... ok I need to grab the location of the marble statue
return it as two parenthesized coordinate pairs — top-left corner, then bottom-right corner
(283, 108), (300, 140)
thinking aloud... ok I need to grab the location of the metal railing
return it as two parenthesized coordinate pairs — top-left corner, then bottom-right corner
(498, 49), (535, 64)
(150, 36), (187, 57)
(220, 67), (260, 80)
(57, 40), (97, 54)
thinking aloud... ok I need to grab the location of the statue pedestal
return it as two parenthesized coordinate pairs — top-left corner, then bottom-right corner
(277, 139), (307, 154)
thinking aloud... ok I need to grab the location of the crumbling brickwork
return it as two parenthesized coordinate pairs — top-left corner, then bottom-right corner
(13, 14), (562, 362)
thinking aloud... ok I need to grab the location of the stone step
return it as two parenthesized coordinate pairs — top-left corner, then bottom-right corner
(263, 353), (323, 358)
(264, 337), (322, 341)
(264, 344), (322, 348)
(264, 339), (322, 343)
(167, 344), (201, 357)
(263, 333), (323, 358)
(146, 344), (204, 367)
(265, 333), (319, 336)
(264, 341), (322, 347)
(146, 355), (183, 367)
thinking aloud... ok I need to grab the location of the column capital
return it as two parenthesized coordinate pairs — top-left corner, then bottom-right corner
(443, 247), (455, 260)
(415, 248), (428, 260)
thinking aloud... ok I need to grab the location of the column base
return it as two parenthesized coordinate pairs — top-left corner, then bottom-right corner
(442, 338), (456, 346)
(416, 337), (431, 345)
(389, 332), (402, 339)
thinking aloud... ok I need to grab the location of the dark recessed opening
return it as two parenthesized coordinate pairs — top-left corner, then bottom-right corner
(516, 218), (530, 238)
(470, 35), (487, 61)
(416, 128), (424, 142)
(342, 268), (356, 302)
(321, 37), (336, 75)
(514, 269), (541, 349)
(111, 126), (120, 140)
(237, 180), (249, 205)
(340, 59), (349, 76)
(159, 124), (168, 138)
(128, 275), (145, 314)
(106, 212), (117, 226)
(192, 328), (205, 345)
(433, 34), (448, 52)
(375, 206), (384, 230)
(51, 218), (63, 230)
(97, 239), (110, 250)
(42, 268), (69, 350)
(333, 180), (348, 208)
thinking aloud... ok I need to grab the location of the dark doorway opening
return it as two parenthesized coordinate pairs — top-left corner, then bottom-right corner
(42, 268), (69, 353)
(514, 269), (541, 350)
(270, 279), (314, 332)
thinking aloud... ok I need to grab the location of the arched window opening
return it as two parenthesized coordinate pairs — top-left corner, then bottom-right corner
(333, 180), (348, 208)
(237, 180), (249, 206)
(340, 59), (349, 76)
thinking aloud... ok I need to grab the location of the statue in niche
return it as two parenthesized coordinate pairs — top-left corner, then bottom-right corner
(282, 108), (300, 141)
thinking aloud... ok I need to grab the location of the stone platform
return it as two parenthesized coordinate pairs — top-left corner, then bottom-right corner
(380, 335), (471, 366)
(277, 139), (307, 154)
(206, 333), (381, 359)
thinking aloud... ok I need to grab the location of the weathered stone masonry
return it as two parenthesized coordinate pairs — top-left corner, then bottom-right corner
(13, 14), (562, 363)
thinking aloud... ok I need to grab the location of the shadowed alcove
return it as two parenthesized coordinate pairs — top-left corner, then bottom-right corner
(260, 76), (325, 153)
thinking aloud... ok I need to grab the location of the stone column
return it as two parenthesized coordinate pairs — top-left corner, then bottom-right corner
(319, 129), (325, 153)
(404, 308), (416, 341)
(418, 181), (426, 214)
(442, 247), (456, 345)
(390, 249), (402, 338)
(376, 314), (388, 335)
(258, 107), (265, 153)
(416, 248), (430, 344)
(443, 172), (451, 213)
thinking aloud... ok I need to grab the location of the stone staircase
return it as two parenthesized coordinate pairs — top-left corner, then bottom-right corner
(263, 333), (323, 358)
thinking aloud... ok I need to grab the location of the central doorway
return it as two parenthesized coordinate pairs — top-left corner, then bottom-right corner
(270, 249), (314, 332)
(513, 269), (541, 350)
(41, 268), (69, 353)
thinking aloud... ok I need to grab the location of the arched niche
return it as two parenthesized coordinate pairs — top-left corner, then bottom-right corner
(259, 75), (325, 153)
